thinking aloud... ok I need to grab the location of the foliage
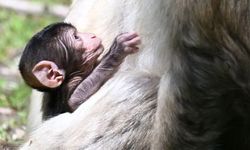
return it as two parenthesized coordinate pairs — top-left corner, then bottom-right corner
(0, 5), (61, 143)
(0, 9), (61, 62)
(0, 80), (31, 110)
(31, 0), (72, 5)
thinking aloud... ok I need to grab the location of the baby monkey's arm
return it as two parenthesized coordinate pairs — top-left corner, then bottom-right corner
(68, 32), (141, 111)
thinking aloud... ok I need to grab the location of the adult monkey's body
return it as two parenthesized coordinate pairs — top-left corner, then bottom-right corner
(27, 0), (167, 130)
(22, 0), (250, 150)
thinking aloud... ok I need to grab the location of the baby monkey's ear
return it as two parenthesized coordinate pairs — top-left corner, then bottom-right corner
(32, 60), (65, 88)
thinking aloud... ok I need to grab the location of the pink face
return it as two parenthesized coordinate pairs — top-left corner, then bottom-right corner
(75, 32), (102, 52)
(76, 32), (104, 64)
(64, 28), (104, 65)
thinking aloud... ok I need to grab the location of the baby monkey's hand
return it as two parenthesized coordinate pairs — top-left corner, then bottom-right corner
(110, 32), (141, 56)
(68, 32), (141, 111)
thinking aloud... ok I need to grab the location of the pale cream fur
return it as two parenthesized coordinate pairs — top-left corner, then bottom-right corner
(21, 0), (172, 149)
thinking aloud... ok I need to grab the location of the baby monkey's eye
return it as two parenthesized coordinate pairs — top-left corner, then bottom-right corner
(74, 35), (80, 40)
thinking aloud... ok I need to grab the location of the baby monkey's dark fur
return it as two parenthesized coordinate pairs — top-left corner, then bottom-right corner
(19, 22), (140, 119)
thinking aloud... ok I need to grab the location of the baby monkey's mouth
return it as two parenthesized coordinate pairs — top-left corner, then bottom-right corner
(81, 45), (104, 66)
(88, 45), (104, 60)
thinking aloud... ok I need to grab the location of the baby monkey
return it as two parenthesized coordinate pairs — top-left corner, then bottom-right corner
(19, 22), (141, 119)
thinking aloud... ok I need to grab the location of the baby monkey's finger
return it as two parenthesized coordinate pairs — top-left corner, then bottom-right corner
(124, 36), (141, 47)
(117, 32), (139, 43)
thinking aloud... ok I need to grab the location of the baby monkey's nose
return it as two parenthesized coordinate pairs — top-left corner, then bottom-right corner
(91, 35), (96, 38)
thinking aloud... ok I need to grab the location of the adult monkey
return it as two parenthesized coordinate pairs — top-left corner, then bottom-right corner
(22, 0), (250, 150)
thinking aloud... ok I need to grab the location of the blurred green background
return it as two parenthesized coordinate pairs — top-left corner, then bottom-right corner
(0, 0), (71, 144)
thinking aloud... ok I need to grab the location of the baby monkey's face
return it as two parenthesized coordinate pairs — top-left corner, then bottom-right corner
(19, 22), (105, 90)
(60, 27), (104, 75)
(61, 27), (104, 66)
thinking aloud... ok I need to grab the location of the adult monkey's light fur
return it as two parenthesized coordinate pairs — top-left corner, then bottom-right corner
(22, 0), (250, 150)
